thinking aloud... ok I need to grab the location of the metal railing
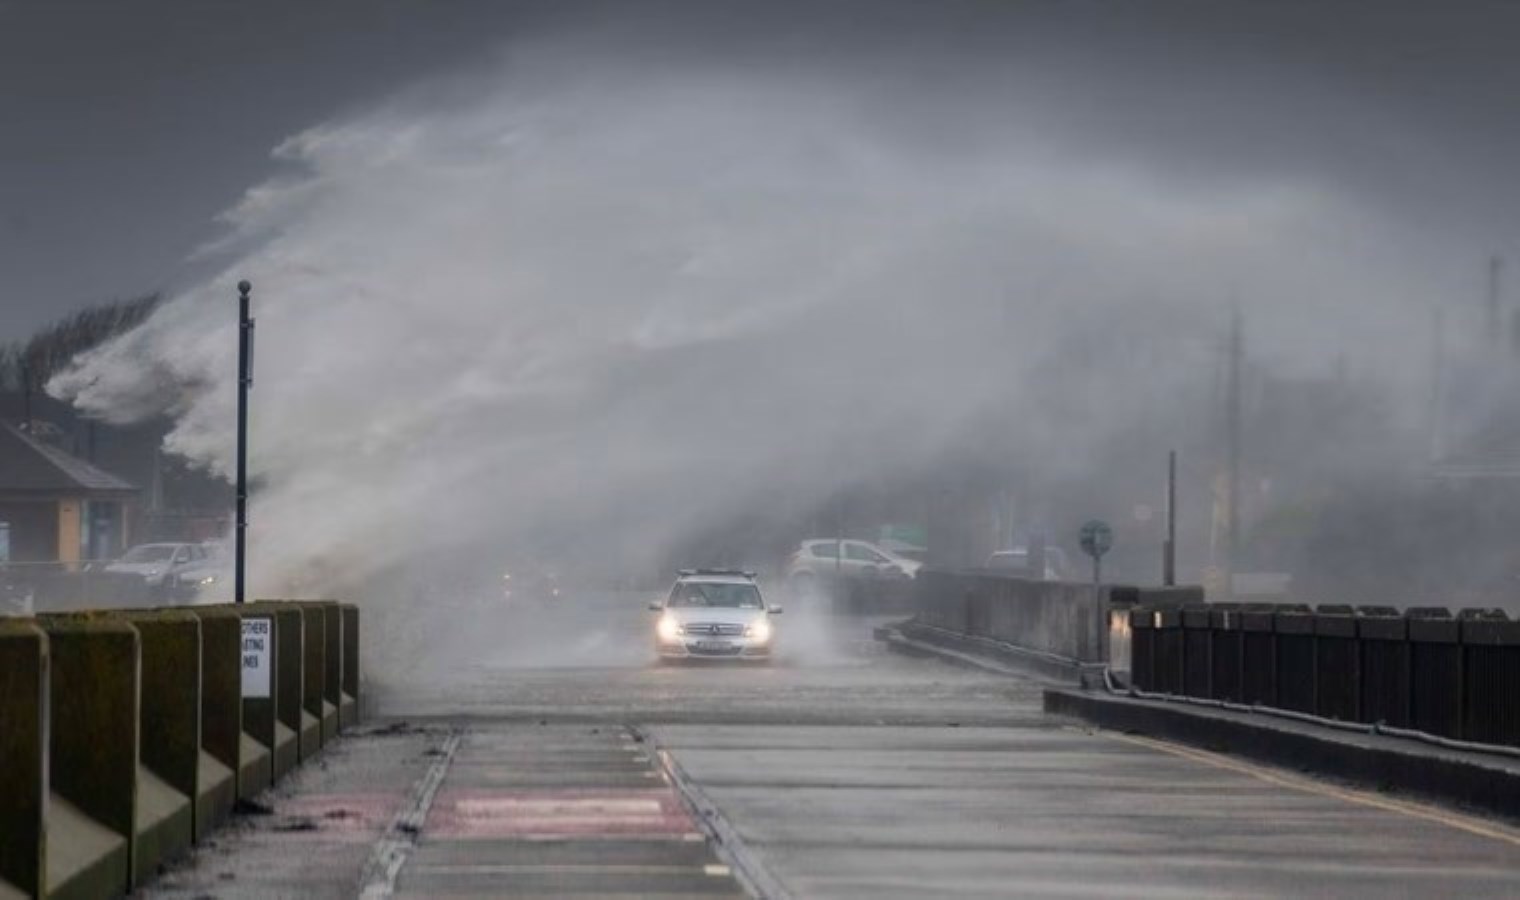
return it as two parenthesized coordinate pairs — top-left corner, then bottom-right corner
(1125, 603), (1520, 752)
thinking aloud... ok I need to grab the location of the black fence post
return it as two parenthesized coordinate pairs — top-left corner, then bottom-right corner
(1459, 610), (1519, 748)
(1182, 604), (1213, 698)
(1241, 606), (1277, 706)
(1210, 605), (1244, 703)
(1274, 607), (1317, 714)
(1153, 608), (1184, 694)
(1408, 608), (1463, 740)
(1356, 607), (1410, 729)
(1130, 607), (1155, 692)
(1313, 605), (1359, 722)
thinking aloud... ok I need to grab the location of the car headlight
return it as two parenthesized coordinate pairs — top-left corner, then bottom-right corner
(746, 619), (772, 642)
(657, 615), (683, 641)
(197, 576), (217, 586)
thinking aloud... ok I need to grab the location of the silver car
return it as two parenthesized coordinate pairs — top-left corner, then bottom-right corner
(649, 570), (782, 661)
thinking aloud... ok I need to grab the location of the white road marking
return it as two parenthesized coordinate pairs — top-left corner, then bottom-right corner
(357, 731), (462, 899)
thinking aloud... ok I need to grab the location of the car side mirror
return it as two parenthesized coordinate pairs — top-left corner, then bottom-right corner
(768, 605), (784, 615)
(648, 601), (663, 612)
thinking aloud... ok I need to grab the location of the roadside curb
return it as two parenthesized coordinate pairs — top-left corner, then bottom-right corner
(873, 620), (1098, 685)
(635, 726), (794, 900)
(1045, 687), (1520, 826)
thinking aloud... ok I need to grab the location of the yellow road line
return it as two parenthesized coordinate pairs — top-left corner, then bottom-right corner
(1104, 731), (1520, 849)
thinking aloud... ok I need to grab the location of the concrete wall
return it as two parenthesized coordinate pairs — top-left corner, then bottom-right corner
(912, 569), (1114, 663)
(910, 571), (1202, 665)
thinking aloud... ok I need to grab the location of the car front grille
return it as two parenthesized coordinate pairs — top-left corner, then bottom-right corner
(683, 622), (746, 636)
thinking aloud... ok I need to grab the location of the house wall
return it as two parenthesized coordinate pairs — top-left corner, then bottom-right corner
(0, 502), (58, 563)
(56, 500), (81, 566)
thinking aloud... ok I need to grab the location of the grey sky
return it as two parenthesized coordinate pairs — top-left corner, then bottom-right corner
(5, 1), (1520, 341)
(0, 0), (559, 339)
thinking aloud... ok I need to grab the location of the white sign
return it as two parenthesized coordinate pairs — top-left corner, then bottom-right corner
(242, 617), (272, 698)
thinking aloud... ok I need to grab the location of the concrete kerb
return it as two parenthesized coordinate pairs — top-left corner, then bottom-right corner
(1044, 687), (1520, 826)
(0, 620), (47, 899)
(183, 606), (243, 832)
(36, 615), (136, 898)
(112, 611), (196, 887)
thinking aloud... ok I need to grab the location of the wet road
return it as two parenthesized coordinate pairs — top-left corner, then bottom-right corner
(150, 592), (1520, 898)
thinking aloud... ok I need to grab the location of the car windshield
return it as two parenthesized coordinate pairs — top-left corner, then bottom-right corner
(667, 581), (763, 609)
(119, 545), (177, 563)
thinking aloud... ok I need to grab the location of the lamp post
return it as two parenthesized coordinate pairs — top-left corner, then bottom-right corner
(235, 280), (253, 603)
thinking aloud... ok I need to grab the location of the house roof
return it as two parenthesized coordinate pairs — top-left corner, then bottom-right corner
(0, 421), (137, 496)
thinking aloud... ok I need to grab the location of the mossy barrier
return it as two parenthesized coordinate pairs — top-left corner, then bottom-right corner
(317, 602), (342, 742)
(0, 620), (47, 898)
(247, 603), (304, 778)
(3, 600), (355, 899)
(37, 615), (136, 898)
(293, 602), (326, 756)
(235, 606), (279, 793)
(114, 611), (196, 886)
(184, 606), (242, 832)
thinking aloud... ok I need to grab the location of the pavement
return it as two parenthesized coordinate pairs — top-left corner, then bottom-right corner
(147, 592), (1520, 898)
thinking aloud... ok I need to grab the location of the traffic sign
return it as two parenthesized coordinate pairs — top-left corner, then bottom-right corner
(1079, 520), (1113, 559)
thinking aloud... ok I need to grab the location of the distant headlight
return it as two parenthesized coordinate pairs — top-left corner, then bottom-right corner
(197, 576), (217, 586)
(746, 619), (772, 643)
(657, 615), (683, 641)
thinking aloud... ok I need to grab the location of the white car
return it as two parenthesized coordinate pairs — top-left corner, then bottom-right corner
(103, 542), (211, 601)
(649, 570), (782, 661)
(785, 539), (922, 585)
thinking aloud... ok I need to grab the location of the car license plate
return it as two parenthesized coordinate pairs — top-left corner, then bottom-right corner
(695, 640), (733, 651)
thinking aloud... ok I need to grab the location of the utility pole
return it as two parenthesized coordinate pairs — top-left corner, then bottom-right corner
(235, 280), (254, 604)
(1164, 450), (1177, 586)
(1224, 308), (1243, 597)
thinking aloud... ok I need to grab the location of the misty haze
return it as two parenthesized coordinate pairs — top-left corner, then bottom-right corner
(3, 3), (1520, 898)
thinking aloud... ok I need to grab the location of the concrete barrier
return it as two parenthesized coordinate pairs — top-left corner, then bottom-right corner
(188, 606), (255, 819)
(340, 604), (360, 728)
(240, 604), (302, 780)
(235, 606), (279, 793)
(315, 602), (342, 742)
(292, 602), (327, 756)
(911, 570), (1114, 664)
(2, 599), (357, 899)
(0, 620), (47, 899)
(38, 616), (136, 898)
(113, 612), (196, 885)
